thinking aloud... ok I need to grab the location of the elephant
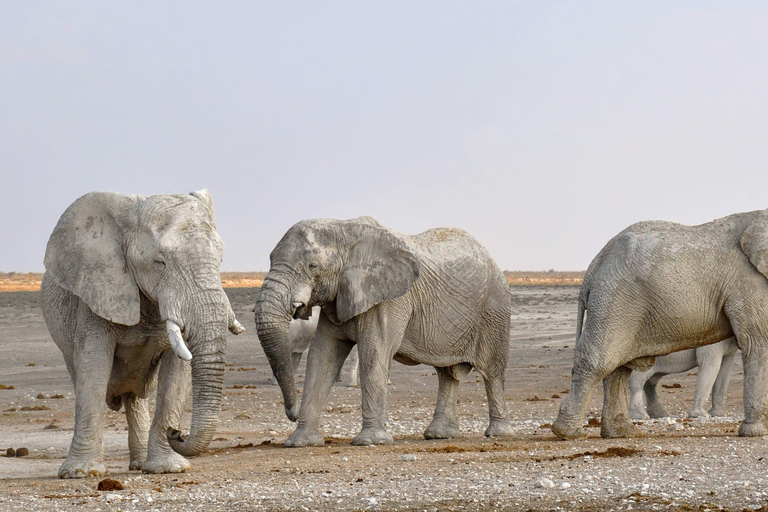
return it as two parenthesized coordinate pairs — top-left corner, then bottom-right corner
(552, 210), (768, 440)
(42, 190), (244, 478)
(286, 305), (359, 387)
(628, 338), (739, 419)
(254, 216), (514, 447)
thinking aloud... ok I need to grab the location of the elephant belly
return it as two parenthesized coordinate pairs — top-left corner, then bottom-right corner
(108, 341), (163, 398)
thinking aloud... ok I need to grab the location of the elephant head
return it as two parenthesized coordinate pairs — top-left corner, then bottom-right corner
(254, 216), (419, 420)
(44, 189), (243, 457)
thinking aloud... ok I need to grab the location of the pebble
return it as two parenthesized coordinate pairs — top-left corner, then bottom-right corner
(535, 477), (555, 489)
(401, 454), (417, 461)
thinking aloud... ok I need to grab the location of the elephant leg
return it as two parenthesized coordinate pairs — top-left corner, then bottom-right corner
(338, 345), (360, 387)
(739, 340), (768, 437)
(143, 351), (192, 473)
(286, 330), (354, 447)
(291, 351), (304, 374)
(689, 350), (723, 418)
(124, 393), (150, 470)
(424, 366), (463, 439)
(552, 330), (620, 440)
(351, 305), (408, 446)
(643, 373), (670, 418)
(709, 351), (736, 417)
(628, 369), (651, 420)
(59, 310), (115, 479)
(601, 366), (638, 438)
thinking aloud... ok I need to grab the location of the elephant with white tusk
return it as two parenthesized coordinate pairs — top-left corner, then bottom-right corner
(42, 189), (243, 478)
(553, 210), (768, 440)
(254, 216), (514, 447)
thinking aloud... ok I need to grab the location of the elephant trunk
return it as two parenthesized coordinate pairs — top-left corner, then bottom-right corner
(167, 295), (228, 457)
(254, 282), (299, 421)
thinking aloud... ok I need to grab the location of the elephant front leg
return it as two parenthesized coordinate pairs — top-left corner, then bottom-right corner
(59, 326), (115, 478)
(689, 357), (722, 418)
(124, 393), (150, 470)
(601, 366), (639, 438)
(143, 352), (192, 473)
(286, 334), (354, 447)
(424, 367), (462, 439)
(739, 342), (768, 437)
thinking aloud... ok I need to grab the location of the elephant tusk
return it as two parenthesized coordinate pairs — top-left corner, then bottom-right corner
(292, 302), (304, 309)
(229, 319), (245, 335)
(166, 320), (193, 361)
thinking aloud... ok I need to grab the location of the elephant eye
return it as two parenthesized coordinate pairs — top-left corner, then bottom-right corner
(153, 256), (166, 268)
(308, 263), (319, 271)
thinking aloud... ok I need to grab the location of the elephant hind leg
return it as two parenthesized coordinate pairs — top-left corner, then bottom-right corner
(472, 317), (513, 437)
(601, 366), (639, 438)
(124, 393), (150, 470)
(424, 365), (470, 439)
(644, 373), (670, 418)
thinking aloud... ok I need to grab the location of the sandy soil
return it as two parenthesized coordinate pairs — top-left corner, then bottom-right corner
(1, 287), (765, 511)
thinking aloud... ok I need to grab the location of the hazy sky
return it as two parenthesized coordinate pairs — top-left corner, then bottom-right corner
(2, 2), (767, 272)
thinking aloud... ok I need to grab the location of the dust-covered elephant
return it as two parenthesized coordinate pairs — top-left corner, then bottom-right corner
(254, 216), (513, 446)
(553, 210), (768, 440)
(42, 190), (244, 478)
(629, 338), (739, 419)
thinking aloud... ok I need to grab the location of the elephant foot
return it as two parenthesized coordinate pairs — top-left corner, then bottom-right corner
(352, 427), (393, 446)
(629, 408), (650, 421)
(646, 403), (669, 419)
(286, 428), (325, 447)
(58, 458), (108, 479)
(688, 408), (710, 419)
(709, 407), (726, 417)
(142, 452), (190, 474)
(129, 457), (146, 471)
(739, 421), (768, 437)
(551, 418), (586, 440)
(600, 415), (639, 438)
(484, 419), (515, 437)
(424, 416), (460, 440)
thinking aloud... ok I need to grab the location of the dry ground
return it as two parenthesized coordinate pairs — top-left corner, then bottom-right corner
(1, 287), (766, 511)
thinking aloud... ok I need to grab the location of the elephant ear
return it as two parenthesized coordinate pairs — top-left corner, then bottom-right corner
(44, 192), (142, 326)
(335, 221), (420, 323)
(189, 188), (216, 226)
(740, 209), (768, 280)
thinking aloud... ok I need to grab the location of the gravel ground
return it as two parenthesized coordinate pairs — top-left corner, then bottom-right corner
(1, 287), (766, 511)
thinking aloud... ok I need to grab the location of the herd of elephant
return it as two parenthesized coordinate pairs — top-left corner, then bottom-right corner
(39, 190), (768, 478)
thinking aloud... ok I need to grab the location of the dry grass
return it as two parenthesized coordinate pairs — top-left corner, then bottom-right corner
(0, 270), (584, 292)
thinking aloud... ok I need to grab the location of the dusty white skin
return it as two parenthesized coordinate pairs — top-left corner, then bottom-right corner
(553, 210), (768, 440)
(254, 216), (513, 447)
(41, 189), (243, 478)
(629, 338), (739, 420)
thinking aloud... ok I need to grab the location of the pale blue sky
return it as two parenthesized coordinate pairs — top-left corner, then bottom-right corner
(2, 2), (767, 271)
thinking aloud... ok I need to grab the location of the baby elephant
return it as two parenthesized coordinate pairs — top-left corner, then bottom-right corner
(629, 338), (739, 420)
(255, 216), (513, 446)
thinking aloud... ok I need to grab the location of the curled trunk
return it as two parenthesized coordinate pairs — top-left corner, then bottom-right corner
(167, 296), (228, 457)
(255, 284), (299, 421)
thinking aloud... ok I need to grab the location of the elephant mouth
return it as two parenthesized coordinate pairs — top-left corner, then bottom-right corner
(292, 303), (312, 320)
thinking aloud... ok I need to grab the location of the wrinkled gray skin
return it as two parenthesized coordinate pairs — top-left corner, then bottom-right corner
(42, 190), (244, 478)
(629, 338), (739, 420)
(553, 210), (768, 440)
(287, 306), (359, 387)
(254, 217), (513, 447)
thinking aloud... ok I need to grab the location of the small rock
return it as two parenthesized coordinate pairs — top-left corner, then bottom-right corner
(51, 394), (64, 399)
(560, 482), (571, 489)
(98, 478), (125, 491)
(401, 453), (417, 461)
(535, 477), (555, 489)
(367, 497), (378, 506)
(5, 448), (15, 457)
(36, 393), (46, 399)
(104, 493), (123, 502)
(15, 447), (29, 457)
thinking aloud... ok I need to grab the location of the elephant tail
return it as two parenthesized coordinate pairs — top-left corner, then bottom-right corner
(575, 288), (588, 342)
